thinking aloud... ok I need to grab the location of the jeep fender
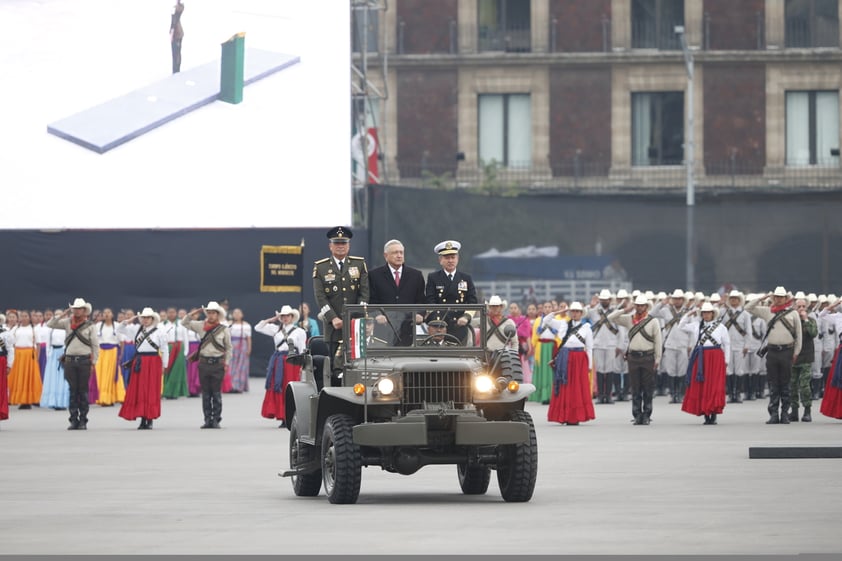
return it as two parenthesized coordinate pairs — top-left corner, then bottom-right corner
(285, 381), (318, 435)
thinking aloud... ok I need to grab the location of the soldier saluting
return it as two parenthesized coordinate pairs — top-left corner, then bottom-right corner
(313, 226), (369, 381)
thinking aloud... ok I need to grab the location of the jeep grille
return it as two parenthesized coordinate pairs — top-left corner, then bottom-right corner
(402, 370), (472, 412)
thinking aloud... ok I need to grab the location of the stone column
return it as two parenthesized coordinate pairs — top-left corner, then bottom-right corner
(531, 0), (550, 53)
(459, 0), (478, 54)
(765, 0), (785, 49)
(611, 0), (630, 51)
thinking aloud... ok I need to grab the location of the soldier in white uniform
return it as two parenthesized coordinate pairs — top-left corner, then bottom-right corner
(484, 295), (518, 352)
(587, 289), (621, 404)
(743, 294), (765, 399)
(652, 289), (691, 403)
(720, 290), (752, 403)
(614, 289), (631, 401)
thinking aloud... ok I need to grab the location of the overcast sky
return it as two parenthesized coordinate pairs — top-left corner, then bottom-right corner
(0, 0), (351, 229)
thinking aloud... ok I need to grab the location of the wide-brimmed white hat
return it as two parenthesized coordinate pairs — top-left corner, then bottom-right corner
(656, 291), (667, 300)
(598, 289), (612, 300)
(633, 295), (649, 306)
(710, 293), (721, 303)
(671, 289), (685, 299)
(138, 307), (160, 324)
(486, 295), (506, 307)
(569, 301), (584, 312)
(819, 294), (828, 304)
(683, 290), (695, 300)
(203, 301), (226, 316)
(807, 293), (818, 302)
(644, 290), (655, 300)
(794, 290), (807, 300)
(694, 292), (705, 301)
(728, 289), (742, 298)
(616, 289), (629, 299)
(69, 297), (93, 314)
(700, 302), (716, 313)
(275, 305), (301, 324)
(773, 286), (788, 297)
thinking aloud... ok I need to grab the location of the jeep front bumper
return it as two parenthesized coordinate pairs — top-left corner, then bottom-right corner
(352, 415), (529, 447)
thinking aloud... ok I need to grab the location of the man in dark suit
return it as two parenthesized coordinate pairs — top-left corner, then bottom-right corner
(368, 239), (426, 346)
(425, 240), (478, 345)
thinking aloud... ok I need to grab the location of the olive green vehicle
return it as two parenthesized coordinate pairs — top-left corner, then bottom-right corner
(281, 304), (538, 504)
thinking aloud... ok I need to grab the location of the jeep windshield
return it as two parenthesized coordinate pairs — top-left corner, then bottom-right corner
(341, 304), (490, 356)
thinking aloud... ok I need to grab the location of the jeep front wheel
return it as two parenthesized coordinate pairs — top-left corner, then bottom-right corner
(457, 463), (491, 495)
(496, 409), (538, 502)
(321, 414), (362, 504)
(290, 415), (321, 497)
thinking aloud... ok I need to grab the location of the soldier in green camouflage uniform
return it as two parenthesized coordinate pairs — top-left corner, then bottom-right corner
(789, 299), (818, 422)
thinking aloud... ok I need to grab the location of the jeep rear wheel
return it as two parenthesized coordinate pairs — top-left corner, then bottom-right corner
(496, 409), (537, 502)
(457, 463), (491, 495)
(290, 415), (321, 497)
(321, 414), (362, 504)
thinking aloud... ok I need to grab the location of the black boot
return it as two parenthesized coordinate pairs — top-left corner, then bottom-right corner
(788, 405), (799, 423)
(201, 392), (213, 428)
(67, 415), (79, 431)
(709, 413), (717, 425)
(670, 378), (680, 403)
(733, 377), (743, 403)
(744, 375), (755, 401)
(596, 373), (604, 404)
(811, 378), (821, 400)
(146, 418), (153, 429)
(802, 406), (812, 422)
(605, 373), (615, 403)
(757, 375), (766, 399)
(766, 413), (779, 424)
(703, 414), (711, 425)
(138, 418), (148, 430)
(211, 392), (223, 428)
(726, 375), (735, 403)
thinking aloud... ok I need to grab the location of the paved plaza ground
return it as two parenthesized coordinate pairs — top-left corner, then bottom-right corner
(1, 385), (840, 555)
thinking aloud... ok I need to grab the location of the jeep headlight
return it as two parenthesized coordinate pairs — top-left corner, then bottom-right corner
(376, 378), (395, 396)
(474, 375), (495, 394)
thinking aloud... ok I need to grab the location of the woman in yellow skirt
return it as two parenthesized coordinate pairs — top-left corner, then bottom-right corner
(95, 309), (126, 405)
(8, 310), (42, 409)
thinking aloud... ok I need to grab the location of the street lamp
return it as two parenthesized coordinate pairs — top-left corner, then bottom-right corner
(675, 25), (695, 291)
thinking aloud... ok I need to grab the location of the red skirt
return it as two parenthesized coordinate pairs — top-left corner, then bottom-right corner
(119, 355), (163, 421)
(0, 356), (8, 420)
(820, 347), (842, 419)
(682, 347), (726, 416)
(548, 350), (595, 424)
(261, 356), (301, 420)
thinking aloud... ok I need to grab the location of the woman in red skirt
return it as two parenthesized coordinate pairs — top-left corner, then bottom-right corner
(255, 305), (306, 428)
(679, 302), (730, 425)
(117, 308), (169, 429)
(819, 300), (842, 419)
(548, 302), (595, 426)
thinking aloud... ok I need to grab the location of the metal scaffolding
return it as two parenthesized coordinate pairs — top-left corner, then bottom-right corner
(351, 0), (388, 228)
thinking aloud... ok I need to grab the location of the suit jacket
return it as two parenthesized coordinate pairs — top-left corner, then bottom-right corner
(368, 264), (426, 306)
(369, 264), (425, 346)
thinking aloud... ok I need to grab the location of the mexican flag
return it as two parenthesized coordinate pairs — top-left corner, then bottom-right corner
(349, 317), (367, 360)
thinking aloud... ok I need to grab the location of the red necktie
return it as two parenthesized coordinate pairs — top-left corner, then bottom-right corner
(394, 270), (400, 287)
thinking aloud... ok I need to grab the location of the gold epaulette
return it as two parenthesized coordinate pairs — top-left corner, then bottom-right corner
(348, 256), (366, 260)
(314, 257), (330, 264)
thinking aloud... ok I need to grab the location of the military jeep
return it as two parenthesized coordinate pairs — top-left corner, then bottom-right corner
(281, 304), (537, 504)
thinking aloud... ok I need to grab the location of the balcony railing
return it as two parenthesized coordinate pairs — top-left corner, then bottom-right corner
(382, 159), (842, 195)
(785, 19), (840, 48)
(478, 23), (532, 53)
(631, 19), (683, 50)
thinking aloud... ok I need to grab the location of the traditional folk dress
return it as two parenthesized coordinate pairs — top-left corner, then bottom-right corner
(227, 321), (251, 393)
(680, 314), (730, 422)
(548, 319), (595, 425)
(185, 327), (201, 396)
(161, 320), (189, 399)
(95, 321), (125, 405)
(256, 320), (306, 421)
(118, 323), (169, 423)
(530, 314), (566, 403)
(0, 329), (14, 421)
(40, 327), (69, 409)
(34, 322), (50, 382)
(819, 310), (842, 419)
(119, 326), (136, 390)
(8, 324), (42, 405)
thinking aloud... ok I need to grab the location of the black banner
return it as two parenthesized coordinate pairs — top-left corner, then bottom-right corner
(260, 244), (304, 293)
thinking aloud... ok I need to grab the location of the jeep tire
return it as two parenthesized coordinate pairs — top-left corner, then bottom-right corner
(290, 415), (321, 497)
(496, 348), (524, 382)
(457, 463), (491, 495)
(321, 414), (362, 504)
(497, 409), (537, 502)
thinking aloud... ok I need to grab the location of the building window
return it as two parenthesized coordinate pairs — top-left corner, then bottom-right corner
(785, 0), (839, 48)
(631, 0), (684, 50)
(478, 94), (531, 167)
(352, 5), (379, 53)
(786, 91), (840, 166)
(632, 92), (684, 166)
(477, 0), (531, 52)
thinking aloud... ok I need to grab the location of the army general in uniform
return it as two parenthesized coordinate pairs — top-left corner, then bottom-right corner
(313, 226), (369, 380)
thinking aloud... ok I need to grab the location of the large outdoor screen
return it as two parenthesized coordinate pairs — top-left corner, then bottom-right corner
(0, 0), (351, 229)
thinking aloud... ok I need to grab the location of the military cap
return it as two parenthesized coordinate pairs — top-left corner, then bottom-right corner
(434, 240), (461, 255)
(327, 226), (353, 242)
(425, 311), (448, 327)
